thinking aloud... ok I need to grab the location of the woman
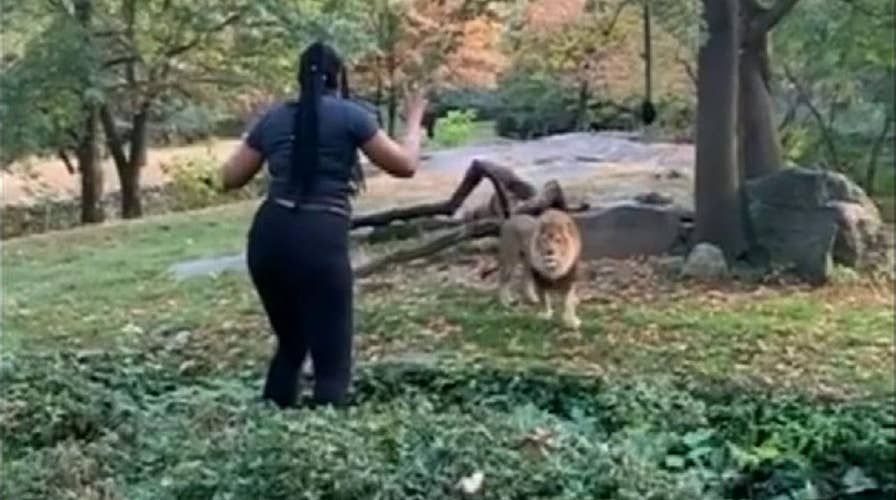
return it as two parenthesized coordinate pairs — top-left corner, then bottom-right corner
(219, 41), (427, 408)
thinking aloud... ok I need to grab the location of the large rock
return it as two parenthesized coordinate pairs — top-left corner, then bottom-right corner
(829, 201), (881, 267)
(749, 203), (838, 285)
(682, 243), (728, 280)
(574, 203), (689, 260)
(746, 167), (880, 283)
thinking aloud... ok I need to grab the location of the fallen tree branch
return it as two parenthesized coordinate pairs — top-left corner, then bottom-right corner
(351, 159), (535, 228)
(351, 160), (589, 278)
(354, 220), (501, 278)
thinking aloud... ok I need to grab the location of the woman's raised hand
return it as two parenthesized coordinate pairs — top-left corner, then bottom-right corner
(400, 83), (429, 125)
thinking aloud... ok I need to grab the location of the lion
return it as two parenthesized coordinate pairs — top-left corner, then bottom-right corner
(496, 209), (583, 330)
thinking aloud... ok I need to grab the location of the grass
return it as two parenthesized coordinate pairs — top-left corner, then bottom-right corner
(2, 199), (894, 498)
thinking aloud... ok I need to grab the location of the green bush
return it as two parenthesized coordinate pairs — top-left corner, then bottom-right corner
(781, 117), (895, 201)
(160, 158), (260, 211)
(492, 68), (697, 140)
(652, 95), (696, 141)
(494, 69), (580, 139)
(2, 350), (893, 500)
(433, 87), (503, 121)
(433, 109), (479, 147)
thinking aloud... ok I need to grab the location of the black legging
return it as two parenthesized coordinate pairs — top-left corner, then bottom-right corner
(247, 200), (353, 407)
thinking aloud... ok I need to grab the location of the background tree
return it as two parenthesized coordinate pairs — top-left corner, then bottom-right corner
(93, 0), (250, 218)
(774, 0), (894, 194)
(1, 0), (106, 223)
(495, 0), (694, 139)
(350, 0), (506, 136)
(693, 0), (749, 258)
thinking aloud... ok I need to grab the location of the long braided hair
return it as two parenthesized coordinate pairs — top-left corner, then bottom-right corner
(290, 41), (364, 199)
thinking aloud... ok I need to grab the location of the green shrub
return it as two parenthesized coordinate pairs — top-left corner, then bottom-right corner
(2, 350), (893, 500)
(494, 69), (579, 139)
(652, 95), (696, 141)
(433, 87), (503, 121)
(492, 68), (696, 140)
(433, 109), (479, 147)
(160, 158), (260, 211)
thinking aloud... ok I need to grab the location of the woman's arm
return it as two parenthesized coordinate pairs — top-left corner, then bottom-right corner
(220, 141), (263, 190)
(359, 88), (427, 178)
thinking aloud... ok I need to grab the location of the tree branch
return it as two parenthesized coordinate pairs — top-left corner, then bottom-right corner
(675, 52), (698, 88)
(58, 149), (76, 174)
(351, 174), (586, 278)
(103, 54), (139, 68)
(602, 0), (634, 36)
(354, 219), (500, 278)
(783, 65), (841, 169)
(351, 159), (534, 228)
(162, 9), (246, 59)
(98, 105), (131, 174)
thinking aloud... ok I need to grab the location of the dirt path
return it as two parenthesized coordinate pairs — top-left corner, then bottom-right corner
(2, 132), (695, 210)
(2, 140), (240, 205)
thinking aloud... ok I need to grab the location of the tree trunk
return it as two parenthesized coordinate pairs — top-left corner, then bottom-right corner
(129, 107), (148, 168)
(123, 0), (147, 171)
(73, 0), (104, 224)
(99, 105), (143, 218)
(738, 33), (783, 179)
(374, 72), (384, 127)
(694, 0), (748, 259)
(738, 0), (801, 178)
(76, 109), (105, 224)
(119, 161), (142, 218)
(642, 0), (653, 103)
(119, 106), (149, 217)
(575, 79), (590, 130)
(387, 85), (398, 138)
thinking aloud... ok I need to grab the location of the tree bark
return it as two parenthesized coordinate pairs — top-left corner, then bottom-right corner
(738, 34), (783, 178)
(118, 160), (143, 218)
(642, 0), (653, 103)
(99, 105), (143, 218)
(119, 105), (149, 217)
(73, 0), (104, 224)
(575, 79), (590, 130)
(694, 0), (748, 259)
(76, 108), (105, 224)
(737, 0), (800, 179)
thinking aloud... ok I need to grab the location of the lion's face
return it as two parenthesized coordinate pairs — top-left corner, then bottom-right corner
(531, 210), (581, 278)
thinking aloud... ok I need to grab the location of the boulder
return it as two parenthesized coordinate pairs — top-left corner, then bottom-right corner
(574, 203), (688, 260)
(747, 167), (881, 282)
(682, 243), (728, 280)
(749, 203), (837, 285)
(829, 201), (881, 268)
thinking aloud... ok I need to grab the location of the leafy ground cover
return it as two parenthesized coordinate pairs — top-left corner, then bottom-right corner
(2, 200), (894, 499)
